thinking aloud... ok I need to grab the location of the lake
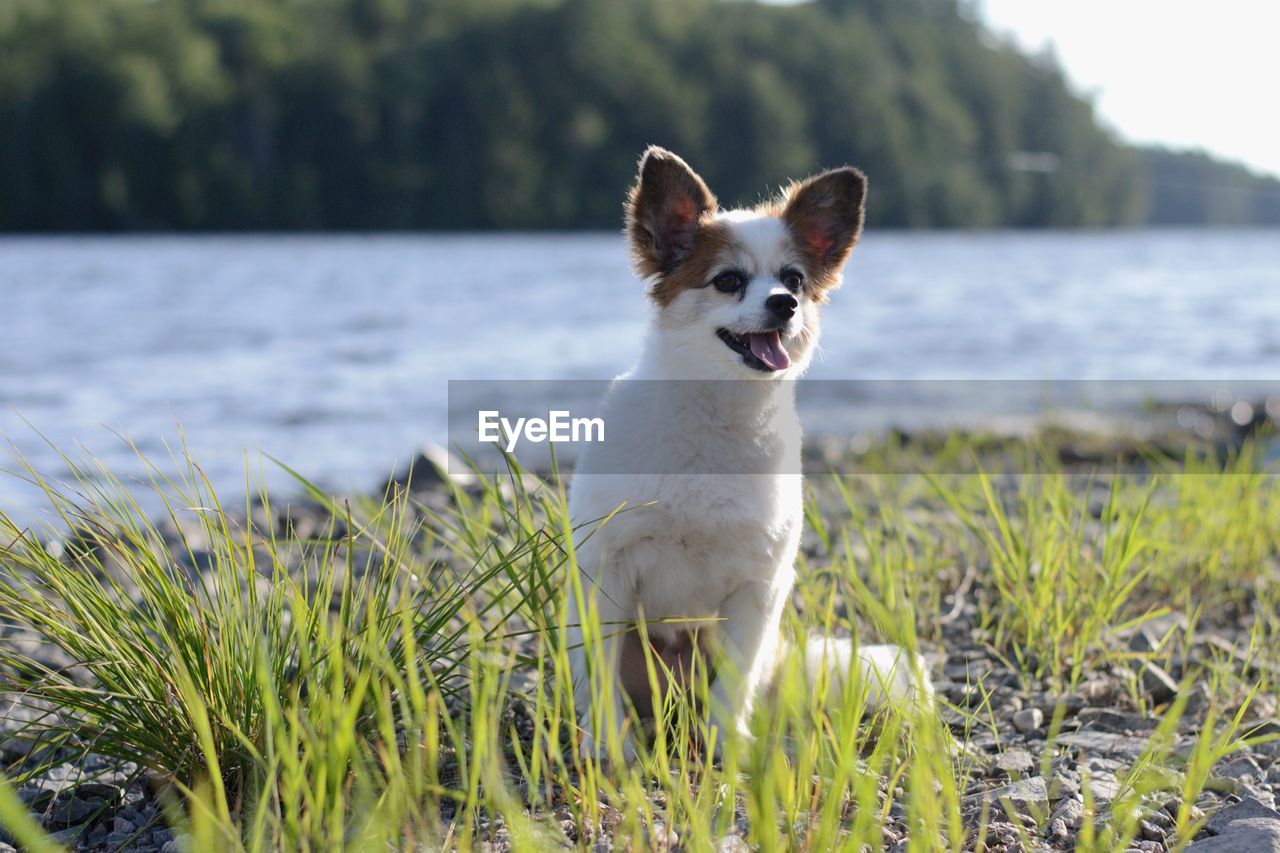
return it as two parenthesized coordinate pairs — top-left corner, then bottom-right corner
(2, 229), (1279, 522)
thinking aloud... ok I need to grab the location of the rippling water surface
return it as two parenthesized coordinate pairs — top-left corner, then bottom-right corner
(3, 230), (1279, 521)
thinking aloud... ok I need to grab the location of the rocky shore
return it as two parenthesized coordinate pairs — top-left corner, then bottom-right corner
(2, 400), (1279, 852)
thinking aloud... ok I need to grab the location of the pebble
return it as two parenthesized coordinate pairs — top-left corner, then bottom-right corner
(965, 776), (1049, 817)
(645, 823), (679, 850)
(44, 795), (104, 827)
(1050, 797), (1086, 830)
(715, 835), (750, 853)
(1188, 796), (1280, 852)
(1215, 755), (1262, 782)
(994, 748), (1035, 776)
(1140, 663), (1179, 704)
(1011, 707), (1044, 734)
(1058, 730), (1148, 760)
(1205, 796), (1280, 835)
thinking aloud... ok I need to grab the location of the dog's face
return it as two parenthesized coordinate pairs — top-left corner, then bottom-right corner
(626, 147), (866, 379)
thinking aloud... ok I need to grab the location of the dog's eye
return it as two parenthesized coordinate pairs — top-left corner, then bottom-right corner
(711, 271), (745, 293)
(781, 269), (804, 291)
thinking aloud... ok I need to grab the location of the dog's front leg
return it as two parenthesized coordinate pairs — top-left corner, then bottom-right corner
(706, 581), (787, 754)
(566, 563), (637, 763)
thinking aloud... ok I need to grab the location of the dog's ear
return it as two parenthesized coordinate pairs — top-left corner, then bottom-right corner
(627, 147), (717, 277)
(781, 167), (866, 280)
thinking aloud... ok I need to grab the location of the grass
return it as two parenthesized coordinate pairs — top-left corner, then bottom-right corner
(0, 433), (1276, 850)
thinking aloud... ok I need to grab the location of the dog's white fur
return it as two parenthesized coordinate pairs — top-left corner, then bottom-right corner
(566, 148), (931, 760)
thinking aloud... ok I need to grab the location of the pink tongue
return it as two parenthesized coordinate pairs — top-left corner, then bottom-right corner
(747, 330), (791, 371)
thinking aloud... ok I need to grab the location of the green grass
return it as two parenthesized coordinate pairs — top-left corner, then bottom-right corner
(0, 435), (1277, 850)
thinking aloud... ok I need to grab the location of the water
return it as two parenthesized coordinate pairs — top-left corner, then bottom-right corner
(2, 230), (1278, 522)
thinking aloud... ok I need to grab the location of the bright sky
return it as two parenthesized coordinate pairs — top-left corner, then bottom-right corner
(978, 0), (1280, 178)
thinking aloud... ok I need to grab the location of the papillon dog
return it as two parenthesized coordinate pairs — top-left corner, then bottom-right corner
(566, 147), (932, 760)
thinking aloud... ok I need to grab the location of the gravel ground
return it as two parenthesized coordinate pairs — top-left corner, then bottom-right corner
(3, 403), (1279, 851)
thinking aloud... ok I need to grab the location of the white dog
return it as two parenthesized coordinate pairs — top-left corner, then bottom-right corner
(566, 147), (931, 760)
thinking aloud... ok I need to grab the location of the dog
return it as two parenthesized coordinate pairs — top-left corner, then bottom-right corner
(566, 147), (931, 761)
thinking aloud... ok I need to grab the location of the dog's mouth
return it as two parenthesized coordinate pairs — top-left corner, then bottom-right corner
(716, 328), (792, 372)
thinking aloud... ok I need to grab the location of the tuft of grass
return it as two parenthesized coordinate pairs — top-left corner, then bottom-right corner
(0, 433), (1275, 850)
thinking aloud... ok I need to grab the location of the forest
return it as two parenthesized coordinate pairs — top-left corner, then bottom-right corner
(2, 0), (1277, 231)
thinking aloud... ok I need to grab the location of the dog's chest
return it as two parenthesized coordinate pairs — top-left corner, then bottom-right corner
(609, 472), (801, 622)
(570, 376), (804, 622)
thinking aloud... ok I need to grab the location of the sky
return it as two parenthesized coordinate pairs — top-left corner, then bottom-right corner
(978, 0), (1280, 178)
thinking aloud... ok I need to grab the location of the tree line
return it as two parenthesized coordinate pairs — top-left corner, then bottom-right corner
(1, 0), (1276, 231)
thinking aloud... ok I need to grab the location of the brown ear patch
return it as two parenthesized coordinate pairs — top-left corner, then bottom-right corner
(626, 147), (718, 278)
(646, 219), (740, 307)
(779, 167), (866, 295)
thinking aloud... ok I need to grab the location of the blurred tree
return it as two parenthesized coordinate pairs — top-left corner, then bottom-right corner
(0, 0), (1272, 230)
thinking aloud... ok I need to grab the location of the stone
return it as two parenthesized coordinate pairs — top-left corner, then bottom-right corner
(1215, 756), (1262, 782)
(1048, 767), (1082, 800)
(1128, 627), (1160, 654)
(1187, 796), (1280, 853)
(17, 786), (54, 809)
(1077, 708), (1159, 733)
(965, 776), (1049, 818)
(1050, 797), (1086, 830)
(1183, 682), (1213, 714)
(1140, 663), (1179, 704)
(46, 826), (84, 846)
(43, 795), (104, 828)
(1081, 678), (1117, 704)
(1186, 822), (1280, 852)
(716, 835), (750, 853)
(995, 748), (1035, 776)
(380, 443), (475, 496)
(1081, 772), (1122, 809)
(1205, 796), (1280, 835)
(1057, 730), (1148, 760)
(1012, 707), (1045, 734)
(69, 782), (122, 802)
(645, 823), (679, 850)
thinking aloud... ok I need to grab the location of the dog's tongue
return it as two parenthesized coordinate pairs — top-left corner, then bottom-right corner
(747, 331), (791, 371)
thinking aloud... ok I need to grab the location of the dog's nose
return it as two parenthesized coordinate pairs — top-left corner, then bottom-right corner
(766, 293), (798, 320)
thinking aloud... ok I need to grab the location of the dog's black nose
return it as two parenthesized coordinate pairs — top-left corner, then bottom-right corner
(766, 293), (798, 320)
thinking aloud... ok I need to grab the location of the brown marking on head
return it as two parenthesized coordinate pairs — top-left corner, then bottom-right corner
(773, 167), (867, 300)
(626, 146), (719, 281)
(646, 219), (742, 307)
